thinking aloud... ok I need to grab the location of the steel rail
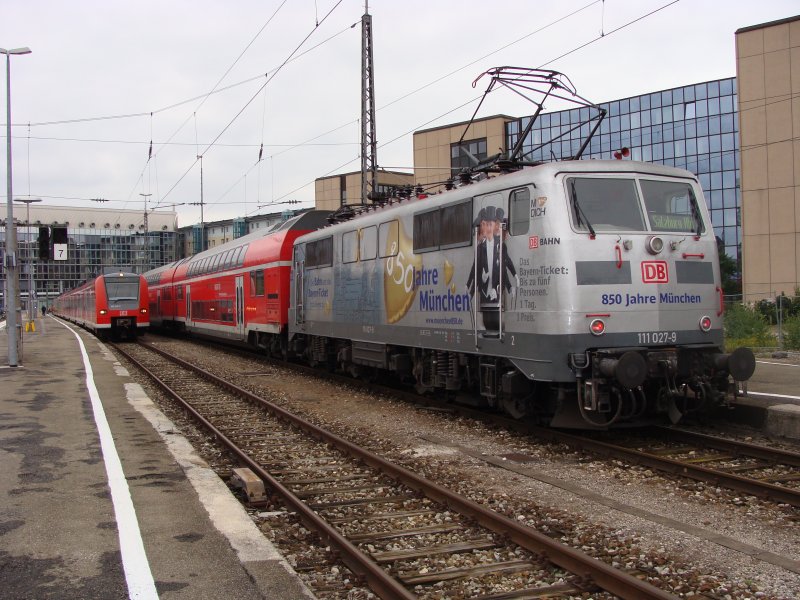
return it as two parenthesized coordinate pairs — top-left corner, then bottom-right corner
(652, 426), (800, 467)
(126, 341), (678, 600)
(115, 343), (415, 600)
(536, 428), (800, 507)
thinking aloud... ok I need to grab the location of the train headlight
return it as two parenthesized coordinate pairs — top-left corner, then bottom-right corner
(646, 235), (664, 255)
(699, 315), (712, 332)
(140, 308), (148, 314)
(590, 319), (606, 336)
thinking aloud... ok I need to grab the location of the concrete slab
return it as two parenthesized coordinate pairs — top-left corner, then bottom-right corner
(765, 403), (800, 440)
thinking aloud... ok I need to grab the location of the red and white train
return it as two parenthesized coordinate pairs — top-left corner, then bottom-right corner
(144, 211), (330, 356)
(52, 271), (150, 340)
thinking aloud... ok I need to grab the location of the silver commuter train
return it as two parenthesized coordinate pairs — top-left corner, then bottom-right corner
(288, 160), (755, 428)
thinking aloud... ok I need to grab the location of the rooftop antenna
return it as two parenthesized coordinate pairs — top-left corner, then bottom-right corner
(360, 1), (378, 204)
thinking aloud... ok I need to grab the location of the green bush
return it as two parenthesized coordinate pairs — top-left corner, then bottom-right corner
(783, 315), (800, 350)
(724, 303), (771, 349)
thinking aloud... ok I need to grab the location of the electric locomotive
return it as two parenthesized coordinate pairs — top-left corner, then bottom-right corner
(53, 270), (149, 340)
(289, 160), (755, 427)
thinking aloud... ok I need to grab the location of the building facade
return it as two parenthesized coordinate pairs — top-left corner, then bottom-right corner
(736, 15), (800, 301)
(1, 205), (179, 308)
(315, 170), (414, 210)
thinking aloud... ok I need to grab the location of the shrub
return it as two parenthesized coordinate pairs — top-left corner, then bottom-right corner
(724, 303), (771, 349)
(783, 315), (800, 350)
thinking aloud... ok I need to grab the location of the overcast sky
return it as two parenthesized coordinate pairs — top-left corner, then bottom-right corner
(1, 0), (797, 227)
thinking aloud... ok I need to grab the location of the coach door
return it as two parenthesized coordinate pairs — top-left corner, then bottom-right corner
(235, 275), (245, 337)
(186, 285), (192, 325)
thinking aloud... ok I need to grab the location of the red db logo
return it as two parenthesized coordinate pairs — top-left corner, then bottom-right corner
(529, 236), (539, 249)
(641, 261), (668, 283)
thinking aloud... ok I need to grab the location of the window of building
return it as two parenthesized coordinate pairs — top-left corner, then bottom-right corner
(450, 138), (487, 174)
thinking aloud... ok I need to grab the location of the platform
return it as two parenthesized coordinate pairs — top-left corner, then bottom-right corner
(0, 316), (314, 600)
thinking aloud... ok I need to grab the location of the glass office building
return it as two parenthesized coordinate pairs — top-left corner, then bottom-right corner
(1, 207), (180, 309)
(506, 77), (741, 264)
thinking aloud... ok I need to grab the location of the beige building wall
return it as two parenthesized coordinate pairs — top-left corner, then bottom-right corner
(737, 15), (800, 301)
(413, 115), (515, 192)
(315, 170), (414, 211)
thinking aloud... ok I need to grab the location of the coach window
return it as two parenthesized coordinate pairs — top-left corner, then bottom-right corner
(413, 209), (440, 253)
(250, 270), (264, 296)
(439, 200), (472, 249)
(237, 244), (248, 267)
(509, 188), (531, 235)
(378, 220), (399, 258)
(342, 230), (359, 264)
(211, 254), (222, 272)
(221, 249), (232, 269)
(359, 226), (377, 260)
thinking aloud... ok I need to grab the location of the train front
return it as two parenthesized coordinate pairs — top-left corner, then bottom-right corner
(102, 272), (149, 339)
(540, 162), (755, 427)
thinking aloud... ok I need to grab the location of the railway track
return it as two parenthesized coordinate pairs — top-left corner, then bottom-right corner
(114, 340), (677, 600)
(566, 427), (800, 508)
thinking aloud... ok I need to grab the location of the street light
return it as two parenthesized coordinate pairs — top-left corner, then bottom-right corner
(2, 46), (32, 367)
(14, 197), (41, 321)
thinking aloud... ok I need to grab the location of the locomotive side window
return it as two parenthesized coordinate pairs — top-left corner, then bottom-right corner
(250, 270), (264, 296)
(568, 177), (646, 232)
(509, 188), (531, 236)
(640, 179), (706, 234)
(379, 220), (399, 258)
(306, 237), (333, 269)
(413, 209), (441, 253)
(359, 226), (377, 260)
(342, 230), (359, 264)
(440, 200), (472, 249)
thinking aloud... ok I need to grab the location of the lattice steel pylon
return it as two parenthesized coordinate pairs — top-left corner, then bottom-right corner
(360, 3), (378, 204)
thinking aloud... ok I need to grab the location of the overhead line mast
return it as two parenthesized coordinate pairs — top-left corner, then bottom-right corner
(360, 1), (378, 204)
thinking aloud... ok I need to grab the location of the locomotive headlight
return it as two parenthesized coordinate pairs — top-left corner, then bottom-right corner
(140, 308), (148, 314)
(99, 309), (108, 315)
(699, 315), (712, 332)
(590, 319), (606, 336)
(647, 235), (664, 255)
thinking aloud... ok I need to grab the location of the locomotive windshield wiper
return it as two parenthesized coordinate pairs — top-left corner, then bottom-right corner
(688, 187), (703, 236)
(570, 179), (596, 238)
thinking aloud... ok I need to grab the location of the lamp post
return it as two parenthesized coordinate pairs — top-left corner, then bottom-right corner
(14, 197), (41, 321)
(2, 46), (32, 367)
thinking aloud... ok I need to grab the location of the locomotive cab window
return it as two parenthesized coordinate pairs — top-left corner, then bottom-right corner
(568, 177), (646, 232)
(379, 220), (398, 258)
(510, 187), (531, 236)
(641, 179), (706, 234)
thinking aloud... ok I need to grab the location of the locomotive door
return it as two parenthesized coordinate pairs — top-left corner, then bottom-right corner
(235, 275), (244, 337)
(471, 192), (508, 340)
(293, 245), (305, 325)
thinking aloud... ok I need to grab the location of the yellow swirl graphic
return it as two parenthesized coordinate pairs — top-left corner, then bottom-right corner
(383, 221), (422, 324)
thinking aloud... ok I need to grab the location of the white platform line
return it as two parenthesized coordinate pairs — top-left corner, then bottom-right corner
(757, 360), (800, 368)
(56, 320), (158, 599)
(741, 390), (800, 401)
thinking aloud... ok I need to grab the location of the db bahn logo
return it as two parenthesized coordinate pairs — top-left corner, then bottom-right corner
(641, 261), (669, 283)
